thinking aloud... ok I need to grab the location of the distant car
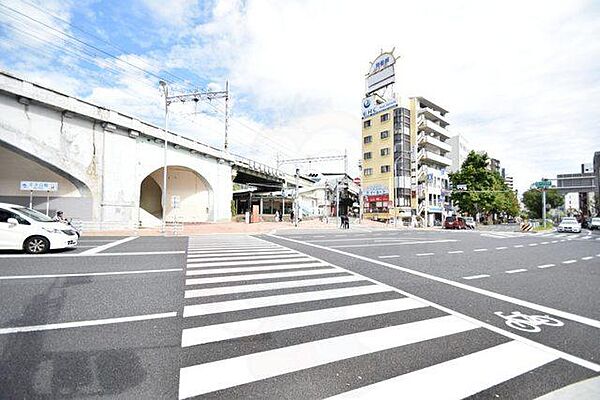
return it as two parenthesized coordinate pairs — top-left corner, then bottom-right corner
(464, 217), (476, 229)
(590, 217), (600, 230)
(557, 217), (582, 233)
(0, 203), (78, 254)
(444, 216), (466, 229)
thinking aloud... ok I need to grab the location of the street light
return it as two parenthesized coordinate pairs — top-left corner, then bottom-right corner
(159, 80), (169, 233)
(294, 168), (300, 227)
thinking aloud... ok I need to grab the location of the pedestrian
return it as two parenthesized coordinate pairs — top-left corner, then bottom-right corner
(274, 210), (280, 222)
(290, 209), (295, 223)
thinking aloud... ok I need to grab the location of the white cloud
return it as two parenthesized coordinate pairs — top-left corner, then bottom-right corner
(177, 0), (600, 192)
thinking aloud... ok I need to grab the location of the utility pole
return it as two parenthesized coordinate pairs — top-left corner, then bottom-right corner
(159, 81), (169, 233)
(294, 168), (299, 227)
(542, 187), (547, 229)
(224, 81), (230, 151)
(336, 180), (340, 228)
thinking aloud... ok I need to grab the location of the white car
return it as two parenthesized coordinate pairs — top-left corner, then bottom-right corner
(557, 217), (582, 233)
(0, 203), (78, 254)
(590, 217), (600, 230)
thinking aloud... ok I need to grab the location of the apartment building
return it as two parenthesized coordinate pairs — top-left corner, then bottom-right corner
(410, 97), (452, 226)
(448, 133), (470, 172)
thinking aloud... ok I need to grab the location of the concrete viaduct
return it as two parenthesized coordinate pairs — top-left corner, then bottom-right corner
(0, 71), (285, 227)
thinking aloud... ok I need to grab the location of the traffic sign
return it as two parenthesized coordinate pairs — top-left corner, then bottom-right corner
(534, 180), (551, 189)
(20, 181), (58, 191)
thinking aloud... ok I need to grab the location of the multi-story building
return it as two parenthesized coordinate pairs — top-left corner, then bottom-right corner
(410, 97), (452, 226)
(360, 51), (451, 225)
(448, 133), (470, 172)
(556, 160), (598, 217)
(504, 176), (514, 191)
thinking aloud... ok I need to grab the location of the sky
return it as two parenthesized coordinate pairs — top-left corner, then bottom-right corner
(0, 0), (599, 195)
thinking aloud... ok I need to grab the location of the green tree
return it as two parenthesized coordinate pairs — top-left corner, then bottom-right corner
(449, 151), (518, 218)
(522, 188), (563, 219)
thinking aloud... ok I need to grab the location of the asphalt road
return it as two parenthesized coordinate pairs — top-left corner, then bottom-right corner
(0, 235), (187, 399)
(1, 229), (598, 399)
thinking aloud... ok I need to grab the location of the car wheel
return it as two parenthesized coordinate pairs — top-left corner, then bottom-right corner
(24, 236), (50, 254)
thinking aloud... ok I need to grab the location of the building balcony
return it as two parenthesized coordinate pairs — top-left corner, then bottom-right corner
(418, 118), (451, 140)
(417, 133), (452, 153)
(418, 107), (449, 127)
(418, 149), (452, 167)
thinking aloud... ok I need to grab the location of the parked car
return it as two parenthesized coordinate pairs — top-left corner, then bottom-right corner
(444, 216), (466, 229)
(590, 217), (600, 230)
(464, 217), (476, 229)
(0, 203), (78, 254)
(557, 217), (582, 233)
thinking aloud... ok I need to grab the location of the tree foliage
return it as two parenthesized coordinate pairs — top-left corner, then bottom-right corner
(449, 151), (519, 217)
(521, 188), (563, 218)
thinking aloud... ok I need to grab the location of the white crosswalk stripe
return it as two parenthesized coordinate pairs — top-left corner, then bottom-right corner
(179, 234), (585, 400)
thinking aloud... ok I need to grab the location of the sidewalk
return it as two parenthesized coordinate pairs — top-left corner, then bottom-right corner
(81, 218), (389, 237)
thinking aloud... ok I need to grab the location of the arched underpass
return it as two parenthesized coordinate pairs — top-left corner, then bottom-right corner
(0, 142), (93, 219)
(139, 166), (214, 226)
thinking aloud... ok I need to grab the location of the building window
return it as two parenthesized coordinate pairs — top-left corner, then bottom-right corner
(363, 135), (372, 144)
(363, 120), (371, 128)
(380, 148), (390, 156)
(363, 152), (372, 160)
(380, 113), (389, 122)
(364, 168), (373, 176)
(380, 130), (389, 139)
(381, 165), (390, 173)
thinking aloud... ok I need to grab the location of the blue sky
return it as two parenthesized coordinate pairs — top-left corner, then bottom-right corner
(1, 0), (599, 194)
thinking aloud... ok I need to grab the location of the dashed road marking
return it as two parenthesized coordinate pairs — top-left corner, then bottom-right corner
(505, 269), (527, 274)
(528, 243), (538, 247)
(562, 260), (577, 264)
(495, 247), (508, 250)
(378, 255), (400, 259)
(448, 250), (464, 254)
(462, 274), (490, 280)
(473, 248), (488, 252)
(416, 253), (435, 256)
(537, 264), (555, 269)
(514, 245), (524, 248)
(581, 256), (593, 261)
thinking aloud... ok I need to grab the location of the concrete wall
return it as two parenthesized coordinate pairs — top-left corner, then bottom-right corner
(0, 72), (233, 224)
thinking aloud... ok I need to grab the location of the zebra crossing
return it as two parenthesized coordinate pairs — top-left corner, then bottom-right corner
(178, 235), (589, 399)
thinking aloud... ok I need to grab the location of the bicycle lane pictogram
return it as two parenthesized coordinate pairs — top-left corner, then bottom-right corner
(262, 233), (600, 374)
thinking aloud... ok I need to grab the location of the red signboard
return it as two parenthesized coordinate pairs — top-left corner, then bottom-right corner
(365, 194), (389, 202)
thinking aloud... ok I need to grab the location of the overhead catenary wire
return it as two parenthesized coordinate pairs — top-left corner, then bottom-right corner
(0, 1), (304, 161)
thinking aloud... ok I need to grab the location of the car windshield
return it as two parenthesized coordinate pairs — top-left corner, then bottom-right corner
(13, 207), (55, 222)
(446, 216), (455, 222)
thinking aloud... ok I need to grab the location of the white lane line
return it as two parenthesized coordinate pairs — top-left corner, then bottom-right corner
(0, 312), (177, 335)
(562, 260), (577, 264)
(581, 256), (593, 261)
(0, 250), (185, 258)
(269, 234), (600, 365)
(495, 247), (508, 250)
(185, 267), (340, 285)
(0, 268), (182, 280)
(551, 240), (558, 243)
(187, 250), (294, 257)
(540, 242), (549, 245)
(178, 315), (476, 399)
(560, 239), (566, 242)
(473, 248), (488, 252)
(187, 257), (311, 268)
(327, 340), (556, 400)
(378, 255), (400, 259)
(528, 243), (538, 247)
(182, 285), (391, 317)
(462, 274), (490, 280)
(185, 262), (326, 276)
(416, 253), (434, 256)
(448, 250), (464, 254)
(331, 239), (457, 248)
(186, 253), (299, 262)
(514, 245), (524, 248)
(80, 236), (137, 255)
(537, 264), (555, 269)
(184, 275), (363, 298)
(505, 269), (527, 274)
(181, 298), (428, 347)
